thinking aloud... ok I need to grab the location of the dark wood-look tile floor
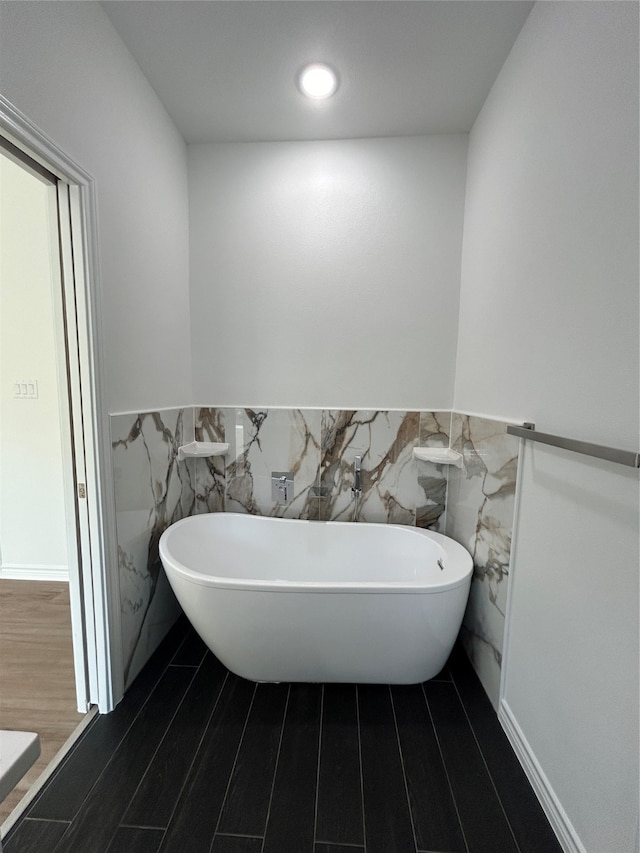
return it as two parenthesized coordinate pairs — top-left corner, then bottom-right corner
(2, 618), (562, 853)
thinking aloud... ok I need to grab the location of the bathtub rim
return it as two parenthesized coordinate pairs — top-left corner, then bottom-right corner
(159, 512), (473, 595)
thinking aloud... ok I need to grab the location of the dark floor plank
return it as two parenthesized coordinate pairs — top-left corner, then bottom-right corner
(217, 682), (288, 836)
(106, 826), (164, 853)
(211, 836), (263, 853)
(158, 675), (256, 853)
(170, 627), (208, 667)
(124, 653), (228, 827)
(448, 646), (562, 853)
(429, 661), (453, 681)
(358, 684), (417, 853)
(3, 817), (69, 852)
(27, 617), (189, 822)
(392, 684), (465, 852)
(52, 665), (195, 853)
(262, 683), (321, 853)
(425, 680), (518, 853)
(6, 627), (563, 853)
(316, 684), (364, 847)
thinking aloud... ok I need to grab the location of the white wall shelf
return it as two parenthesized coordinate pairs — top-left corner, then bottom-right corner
(412, 446), (463, 467)
(177, 441), (229, 461)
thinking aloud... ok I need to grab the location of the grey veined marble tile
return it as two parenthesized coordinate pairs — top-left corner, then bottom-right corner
(223, 408), (322, 519)
(415, 411), (451, 531)
(111, 409), (192, 687)
(446, 413), (520, 708)
(193, 407), (227, 514)
(319, 410), (420, 524)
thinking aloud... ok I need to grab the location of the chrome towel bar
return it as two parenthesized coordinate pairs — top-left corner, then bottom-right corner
(507, 423), (639, 469)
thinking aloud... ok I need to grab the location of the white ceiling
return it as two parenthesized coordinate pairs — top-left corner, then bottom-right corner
(101, 1), (534, 144)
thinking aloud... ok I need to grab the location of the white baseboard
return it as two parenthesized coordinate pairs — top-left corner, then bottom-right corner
(0, 564), (69, 582)
(499, 699), (586, 853)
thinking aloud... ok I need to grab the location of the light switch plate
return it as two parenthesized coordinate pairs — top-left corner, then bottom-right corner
(13, 379), (39, 399)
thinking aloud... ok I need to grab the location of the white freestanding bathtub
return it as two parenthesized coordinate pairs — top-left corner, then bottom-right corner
(159, 512), (473, 684)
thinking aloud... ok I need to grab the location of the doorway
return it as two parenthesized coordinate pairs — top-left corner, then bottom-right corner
(0, 144), (92, 825)
(0, 111), (115, 829)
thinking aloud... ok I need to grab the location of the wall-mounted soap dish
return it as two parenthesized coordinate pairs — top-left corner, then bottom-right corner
(177, 441), (229, 461)
(412, 446), (463, 467)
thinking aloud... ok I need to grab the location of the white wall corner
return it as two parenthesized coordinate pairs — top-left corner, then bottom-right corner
(499, 699), (586, 853)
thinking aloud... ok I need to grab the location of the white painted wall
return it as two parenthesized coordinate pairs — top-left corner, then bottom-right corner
(189, 136), (467, 409)
(0, 1), (191, 414)
(0, 154), (68, 575)
(454, 1), (638, 444)
(455, 3), (639, 851)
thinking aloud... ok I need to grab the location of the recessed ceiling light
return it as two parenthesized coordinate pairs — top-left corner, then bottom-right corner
(297, 63), (339, 100)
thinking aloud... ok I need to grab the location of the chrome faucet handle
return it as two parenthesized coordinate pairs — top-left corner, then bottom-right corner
(353, 455), (363, 491)
(272, 471), (294, 504)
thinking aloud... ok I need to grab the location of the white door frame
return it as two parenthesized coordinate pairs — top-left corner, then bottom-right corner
(0, 95), (123, 713)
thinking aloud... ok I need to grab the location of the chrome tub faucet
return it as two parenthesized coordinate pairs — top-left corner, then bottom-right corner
(352, 455), (363, 522)
(353, 455), (362, 494)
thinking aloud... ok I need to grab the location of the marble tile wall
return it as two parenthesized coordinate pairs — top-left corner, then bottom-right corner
(193, 406), (226, 514)
(319, 410), (419, 524)
(445, 414), (520, 709)
(192, 408), (451, 528)
(416, 411), (452, 531)
(111, 408), (194, 688)
(110, 405), (520, 708)
(224, 408), (322, 520)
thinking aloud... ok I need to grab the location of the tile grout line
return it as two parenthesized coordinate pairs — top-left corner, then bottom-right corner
(46, 635), (188, 853)
(418, 849), (465, 853)
(420, 682), (470, 853)
(213, 831), (263, 840)
(2, 709), (100, 838)
(156, 668), (230, 852)
(16, 817), (70, 825)
(118, 663), (201, 838)
(449, 670), (523, 853)
(388, 686), (419, 853)
(355, 686), (367, 853)
(312, 684), (325, 849)
(209, 681), (259, 852)
(259, 684), (291, 853)
(12, 719), (95, 825)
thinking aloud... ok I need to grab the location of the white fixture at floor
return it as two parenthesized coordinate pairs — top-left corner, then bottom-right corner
(0, 730), (41, 802)
(160, 512), (473, 684)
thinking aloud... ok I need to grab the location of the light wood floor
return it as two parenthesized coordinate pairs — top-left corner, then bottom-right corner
(0, 579), (85, 824)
